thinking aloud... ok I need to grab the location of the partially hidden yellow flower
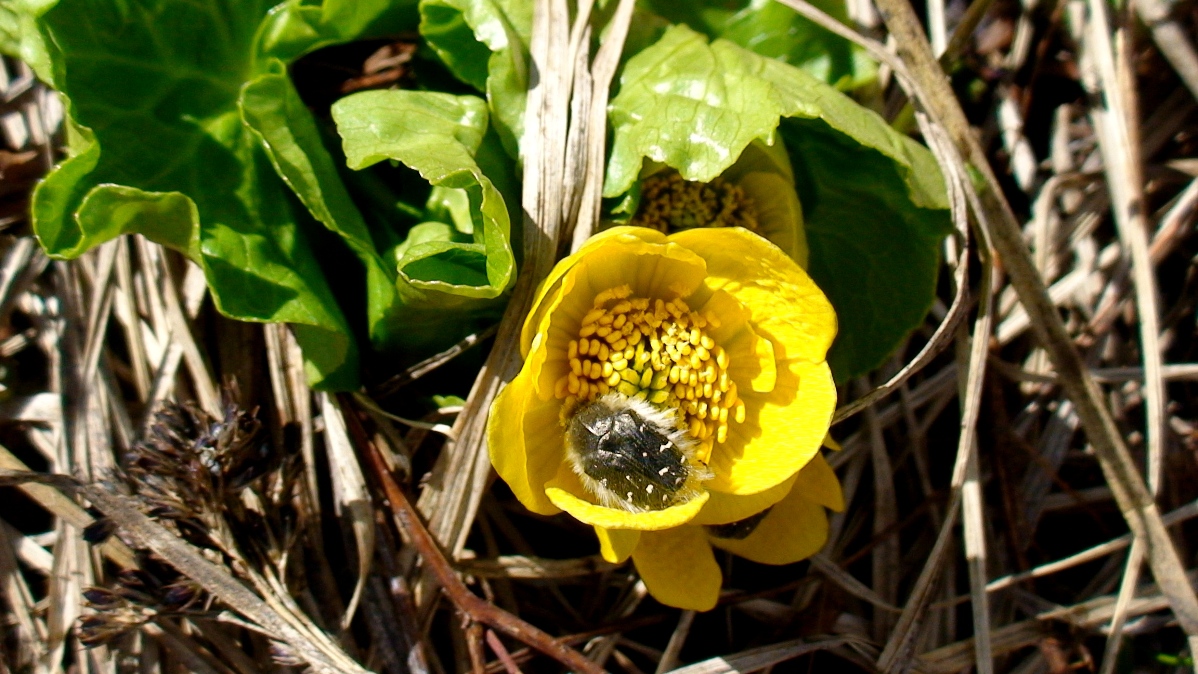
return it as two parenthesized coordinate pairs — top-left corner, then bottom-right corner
(625, 139), (808, 268)
(487, 225), (840, 611)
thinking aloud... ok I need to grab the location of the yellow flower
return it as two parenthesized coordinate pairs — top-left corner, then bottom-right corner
(625, 140), (808, 268)
(487, 225), (840, 610)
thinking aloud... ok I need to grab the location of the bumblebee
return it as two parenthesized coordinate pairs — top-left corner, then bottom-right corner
(565, 393), (710, 512)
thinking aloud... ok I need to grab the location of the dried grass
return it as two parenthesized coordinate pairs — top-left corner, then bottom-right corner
(1, 0), (1198, 671)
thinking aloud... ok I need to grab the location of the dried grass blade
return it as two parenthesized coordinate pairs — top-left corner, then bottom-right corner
(0, 445), (136, 568)
(320, 394), (375, 630)
(667, 636), (859, 674)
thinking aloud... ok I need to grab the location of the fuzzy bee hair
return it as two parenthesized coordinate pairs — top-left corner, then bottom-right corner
(564, 392), (711, 513)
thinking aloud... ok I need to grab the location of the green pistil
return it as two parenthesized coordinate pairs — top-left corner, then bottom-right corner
(631, 172), (760, 234)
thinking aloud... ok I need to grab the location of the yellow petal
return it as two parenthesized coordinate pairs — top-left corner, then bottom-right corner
(595, 527), (640, 563)
(632, 527), (721, 610)
(670, 227), (836, 364)
(521, 227), (678, 355)
(707, 480), (831, 565)
(699, 288), (775, 394)
(486, 368), (565, 515)
(738, 171), (807, 269)
(794, 452), (844, 512)
(690, 473), (797, 525)
(545, 487), (709, 531)
(719, 138), (795, 185)
(707, 359), (836, 494)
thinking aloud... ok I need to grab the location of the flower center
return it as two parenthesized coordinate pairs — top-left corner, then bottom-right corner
(630, 172), (759, 234)
(554, 284), (746, 459)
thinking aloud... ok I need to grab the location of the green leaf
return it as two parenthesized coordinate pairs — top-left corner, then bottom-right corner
(419, 0), (531, 157)
(782, 121), (950, 380)
(0, 0), (56, 84)
(256, 0), (420, 64)
(28, 0), (357, 389)
(605, 25), (951, 380)
(332, 89), (515, 351)
(639, 0), (874, 89)
(239, 66), (412, 355)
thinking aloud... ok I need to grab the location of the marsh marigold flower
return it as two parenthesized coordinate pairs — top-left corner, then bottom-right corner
(487, 224), (840, 611)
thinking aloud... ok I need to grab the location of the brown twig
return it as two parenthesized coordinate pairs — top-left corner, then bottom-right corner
(339, 394), (606, 674)
(485, 629), (524, 674)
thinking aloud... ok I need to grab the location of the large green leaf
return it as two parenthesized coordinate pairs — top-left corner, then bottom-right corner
(604, 25), (951, 380)
(239, 65), (409, 353)
(28, 0), (359, 389)
(419, 0), (531, 157)
(639, 0), (874, 89)
(332, 89), (515, 352)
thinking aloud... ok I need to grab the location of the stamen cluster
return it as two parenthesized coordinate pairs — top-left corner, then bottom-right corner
(631, 172), (760, 234)
(554, 283), (746, 460)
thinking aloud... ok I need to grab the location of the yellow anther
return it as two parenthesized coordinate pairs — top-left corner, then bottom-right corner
(580, 323), (597, 338)
(597, 382), (611, 395)
(703, 382), (713, 398)
(639, 368), (653, 388)
(598, 312), (613, 325)
(613, 314), (627, 329)
(621, 369), (640, 384)
(596, 325), (612, 338)
(579, 338), (590, 355)
(612, 300), (631, 314)
(598, 344), (609, 361)
(695, 345), (710, 361)
(725, 386), (738, 407)
(582, 308), (605, 325)
(589, 362), (603, 379)
(579, 380), (589, 399)
(669, 365), (681, 384)
(617, 381), (639, 397)
(651, 371), (669, 389)
(697, 401), (708, 419)
(611, 338), (628, 352)
(588, 339), (601, 357)
(568, 340), (579, 360)
(735, 400), (746, 423)
(690, 353), (702, 370)
(568, 373), (580, 394)
(718, 406), (728, 423)
(717, 425), (728, 443)
(649, 389), (670, 404)
(570, 358), (582, 376)
(606, 371), (621, 386)
(555, 376), (569, 399)
(700, 335), (715, 350)
(690, 327), (701, 345)
(612, 358), (628, 371)
(689, 372), (699, 387)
